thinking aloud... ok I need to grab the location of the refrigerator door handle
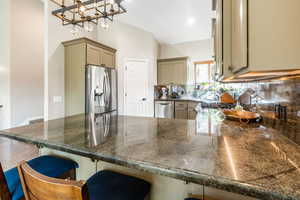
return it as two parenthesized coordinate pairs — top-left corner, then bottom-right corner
(104, 70), (111, 109)
(103, 76), (107, 106)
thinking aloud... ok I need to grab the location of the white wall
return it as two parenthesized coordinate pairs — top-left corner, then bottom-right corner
(0, 0), (45, 129)
(45, 2), (97, 120)
(97, 21), (159, 115)
(159, 39), (213, 63)
(0, 0), (11, 130)
(10, 0), (44, 127)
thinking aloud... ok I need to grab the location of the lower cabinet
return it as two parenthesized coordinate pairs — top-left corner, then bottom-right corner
(174, 101), (199, 120)
(188, 102), (198, 120)
(175, 102), (188, 119)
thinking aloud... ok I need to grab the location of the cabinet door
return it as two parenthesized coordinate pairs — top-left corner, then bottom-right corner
(65, 43), (86, 116)
(188, 102), (199, 120)
(101, 49), (115, 68)
(173, 61), (187, 85)
(213, 0), (224, 80)
(249, 0), (300, 71)
(87, 44), (102, 65)
(157, 62), (175, 85)
(175, 101), (188, 119)
(230, 0), (248, 73)
(157, 60), (187, 85)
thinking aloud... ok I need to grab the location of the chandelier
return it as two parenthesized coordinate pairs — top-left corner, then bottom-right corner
(51, 0), (127, 33)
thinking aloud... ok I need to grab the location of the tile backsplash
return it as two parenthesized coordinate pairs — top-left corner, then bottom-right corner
(232, 77), (300, 122)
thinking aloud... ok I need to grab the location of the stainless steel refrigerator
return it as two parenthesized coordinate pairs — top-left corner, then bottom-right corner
(85, 65), (117, 114)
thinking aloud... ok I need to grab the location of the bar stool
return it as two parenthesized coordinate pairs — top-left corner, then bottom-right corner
(0, 155), (78, 200)
(17, 161), (151, 200)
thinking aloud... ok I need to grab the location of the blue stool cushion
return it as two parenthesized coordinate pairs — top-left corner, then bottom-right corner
(87, 170), (151, 200)
(185, 198), (201, 200)
(4, 155), (78, 200)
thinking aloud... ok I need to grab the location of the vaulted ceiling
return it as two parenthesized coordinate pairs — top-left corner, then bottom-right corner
(117, 0), (213, 44)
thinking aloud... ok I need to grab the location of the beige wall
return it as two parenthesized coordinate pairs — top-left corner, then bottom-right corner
(159, 39), (213, 63)
(97, 21), (159, 115)
(10, 0), (44, 127)
(0, 0), (44, 129)
(0, 0), (11, 129)
(45, 2), (97, 120)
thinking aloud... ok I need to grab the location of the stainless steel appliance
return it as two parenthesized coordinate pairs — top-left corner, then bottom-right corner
(86, 65), (117, 114)
(154, 101), (174, 119)
(85, 112), (117, 147)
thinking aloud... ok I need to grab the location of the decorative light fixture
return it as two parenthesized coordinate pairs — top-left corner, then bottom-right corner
(50, 0), (127, 33)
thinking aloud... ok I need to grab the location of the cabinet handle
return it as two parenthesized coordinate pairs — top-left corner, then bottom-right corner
(159, 103), (170, 106)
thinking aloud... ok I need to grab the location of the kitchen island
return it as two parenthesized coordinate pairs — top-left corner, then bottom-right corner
(0, 109), (300, 200)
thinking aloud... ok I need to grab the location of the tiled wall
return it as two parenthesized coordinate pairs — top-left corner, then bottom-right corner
(235, 77), (300, 122)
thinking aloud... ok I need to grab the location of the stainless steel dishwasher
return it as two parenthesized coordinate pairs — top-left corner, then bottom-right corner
(154, 101), (174, 119)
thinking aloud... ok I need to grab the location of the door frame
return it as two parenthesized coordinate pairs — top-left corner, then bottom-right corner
(123, 58), (150, 116)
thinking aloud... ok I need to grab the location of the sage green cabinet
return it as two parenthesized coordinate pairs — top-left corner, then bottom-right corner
(188, 102), (198, 120)
(174, 101), (199, 120)
(86, 44), (115, 68)
(63, 38), (116, 117)
(157, 57), (189, 85)
(175, 101), (188, 119)
(215, 0), (300, 81)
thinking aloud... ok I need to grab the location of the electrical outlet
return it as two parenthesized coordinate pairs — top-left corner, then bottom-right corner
(53, 96), (63, 103)
(297, 111), (300, 118)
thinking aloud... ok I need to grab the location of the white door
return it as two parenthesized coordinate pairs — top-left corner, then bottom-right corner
(124, 59), (150, 117)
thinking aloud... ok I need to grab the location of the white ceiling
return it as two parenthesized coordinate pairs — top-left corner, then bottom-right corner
(117, 0), (213, 44)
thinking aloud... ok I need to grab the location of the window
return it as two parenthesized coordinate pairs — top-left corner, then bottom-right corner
(194, 61), (214, 84)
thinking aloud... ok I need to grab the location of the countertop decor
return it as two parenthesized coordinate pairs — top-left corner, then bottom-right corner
(222, 109), (261, 124)
(0, 109), (300, 200)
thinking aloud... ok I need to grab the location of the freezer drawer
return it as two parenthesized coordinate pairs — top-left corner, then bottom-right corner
(155, 101), (174, 119)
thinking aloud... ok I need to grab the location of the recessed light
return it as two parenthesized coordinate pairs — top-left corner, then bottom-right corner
(187, 17), (196, 26)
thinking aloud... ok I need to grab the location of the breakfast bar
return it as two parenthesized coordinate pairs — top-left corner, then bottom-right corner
(0, 109), (300, 200)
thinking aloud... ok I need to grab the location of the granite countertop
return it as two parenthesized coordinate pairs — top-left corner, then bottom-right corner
(154, 96), (203, 102)
(0, 109), (300, 200)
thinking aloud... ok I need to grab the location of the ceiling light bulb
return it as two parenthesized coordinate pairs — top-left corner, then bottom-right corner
(79, 5), (86, 12)
(85, 22), (94, 32)
(70, 25), (79, 35)
(187, 17), (196, 26)
(101, 18), (109, 29)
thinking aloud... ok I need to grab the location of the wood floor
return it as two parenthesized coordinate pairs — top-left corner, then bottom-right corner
(0, 137), (38, 170)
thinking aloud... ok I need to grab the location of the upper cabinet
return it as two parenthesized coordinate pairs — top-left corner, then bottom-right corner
(214, 0), (300, 82)
(63, 38), (116, 117)
(157, 57), (192, 85)
(86, 44), (102, 66)
(63, 37), (116, 68)
(101, 49), (116, 68)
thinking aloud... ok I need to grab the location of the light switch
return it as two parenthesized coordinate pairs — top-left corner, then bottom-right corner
(53, 96), (63, 103)
(297, 111), (300, 118)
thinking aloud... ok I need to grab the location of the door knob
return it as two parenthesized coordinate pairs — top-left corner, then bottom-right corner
(142, 98), (147, 101)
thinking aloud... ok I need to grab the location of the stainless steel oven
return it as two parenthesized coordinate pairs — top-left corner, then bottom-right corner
(154, 101), (174, 119)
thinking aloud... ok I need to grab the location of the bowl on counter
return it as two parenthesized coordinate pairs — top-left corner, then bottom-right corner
(222, 109), (262, 124)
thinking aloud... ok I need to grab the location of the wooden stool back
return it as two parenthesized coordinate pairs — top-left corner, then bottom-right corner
(17, 161), (88, 200)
